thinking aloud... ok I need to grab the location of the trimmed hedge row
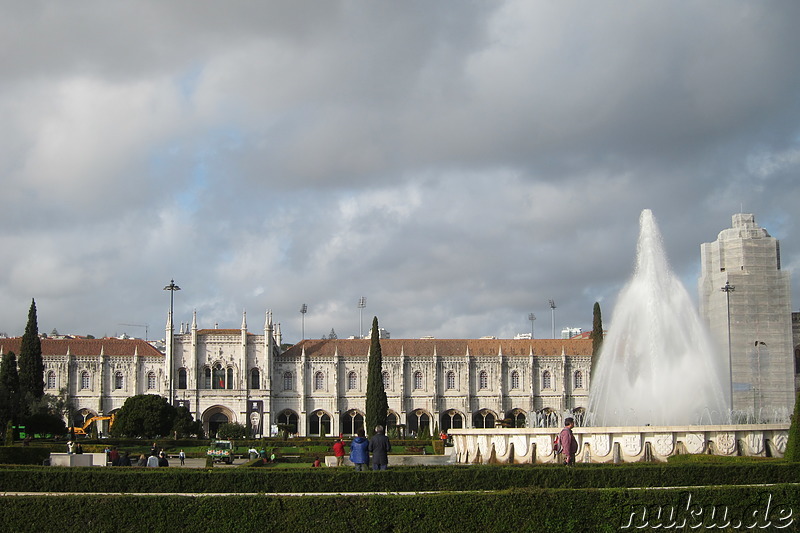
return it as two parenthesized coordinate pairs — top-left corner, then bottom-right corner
(2, 462), (800, 493)
(0, 447), (50, 465)
(1, 485), (797, 532)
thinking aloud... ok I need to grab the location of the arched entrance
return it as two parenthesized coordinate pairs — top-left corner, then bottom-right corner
(341, 410), (364, 435)
(441, 409), (464, 432)
(309, 410), (331, 437)
(276, 410), (299, 435)
(407, 409), (430, 437)
(507, 408), (527, 428)
(473, 409), (497, 429)
(202, 406), (236, 438)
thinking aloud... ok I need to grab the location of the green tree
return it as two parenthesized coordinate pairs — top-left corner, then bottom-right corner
(172, 406), (203, 438)
(17, 299), (44, 407)
(22, 411), (66, 436)
(365, 316), (389, 437)
(217, 422), (247, 439)
(111, 394), (177, 438)
(0, 351), (20, 430)
(590, 301), (604, 376)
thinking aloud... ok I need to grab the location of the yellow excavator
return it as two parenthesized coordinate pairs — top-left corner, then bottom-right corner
(67, 414), (115, 437)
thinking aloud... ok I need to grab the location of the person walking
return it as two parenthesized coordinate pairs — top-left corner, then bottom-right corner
(349, 428), (369, 471)
(557, 417), (579, 466)
(332, 438), (346, 467)
(368, 425), (391, 471)
(179, 449), (186, 466)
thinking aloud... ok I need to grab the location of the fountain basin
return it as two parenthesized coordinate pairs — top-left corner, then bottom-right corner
(448, 424), (789, 464)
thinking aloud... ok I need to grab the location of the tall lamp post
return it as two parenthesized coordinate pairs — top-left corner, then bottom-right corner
(300, 304), (308, 341)
(528, 313), (536, 339)
(163, 279), (181, 406)
(721, 281), (735, 411)
(358, 296), (367, 339)
(549, 299), (557, 339)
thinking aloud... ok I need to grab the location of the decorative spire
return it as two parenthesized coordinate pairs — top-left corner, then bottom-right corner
(192, 309), (197, 330)
(242, 309), (247, 330)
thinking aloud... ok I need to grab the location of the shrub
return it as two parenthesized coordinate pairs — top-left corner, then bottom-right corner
(0, 446), (49, 465)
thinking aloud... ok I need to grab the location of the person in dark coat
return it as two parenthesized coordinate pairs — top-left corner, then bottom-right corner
(368, 425), (391, 470)
(119, 451), (132, 466)
(349, 428), (369, 471)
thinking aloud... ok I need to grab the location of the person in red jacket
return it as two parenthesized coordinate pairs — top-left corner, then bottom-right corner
(332, 438), (346, 467)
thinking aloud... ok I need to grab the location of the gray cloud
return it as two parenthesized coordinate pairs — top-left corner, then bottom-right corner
(1, 1), (798, 343)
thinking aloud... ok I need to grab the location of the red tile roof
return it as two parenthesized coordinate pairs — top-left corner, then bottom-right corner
(282, 338), (592, 358)
(0, 337), (163, 358)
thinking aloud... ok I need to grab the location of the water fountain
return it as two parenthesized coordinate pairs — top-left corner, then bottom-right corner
(587, 209), (729, 426)
(449, 209), (790, 463)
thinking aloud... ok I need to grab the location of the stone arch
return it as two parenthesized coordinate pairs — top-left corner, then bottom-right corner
(309, 409), (332, 437)
(341, 409), (364, 435)
(507, 408), (527, 428)
(408, 409), (431, 436)
(441, 409), (465, 432)
(72, 408), (98, 429)
(202, 405), (237, 438)
(473, 408), (497, 429)
(276, 409), (299, 435)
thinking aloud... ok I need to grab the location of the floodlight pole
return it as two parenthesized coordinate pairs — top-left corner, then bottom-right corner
(163, 279), (181, 406)
(721, 281), (735, 411)
(528, 313), (536, 339)
(300, 304), (308, 341)
(549, 300), (557, 339)
(358, 297), (366, 338)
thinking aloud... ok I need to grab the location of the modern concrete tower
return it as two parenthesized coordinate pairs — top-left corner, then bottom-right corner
(699, 213), (794, 420)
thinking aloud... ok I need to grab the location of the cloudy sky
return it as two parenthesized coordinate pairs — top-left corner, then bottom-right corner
(2, 1), (799, 343)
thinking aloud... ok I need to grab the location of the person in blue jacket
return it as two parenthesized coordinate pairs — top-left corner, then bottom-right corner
(349, 428), (369, 471)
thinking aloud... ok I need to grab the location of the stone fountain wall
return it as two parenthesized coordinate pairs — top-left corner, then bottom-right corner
(448, 425), (789, 464)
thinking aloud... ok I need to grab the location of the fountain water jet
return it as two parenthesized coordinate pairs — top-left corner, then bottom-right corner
(588, 209), (728, 426)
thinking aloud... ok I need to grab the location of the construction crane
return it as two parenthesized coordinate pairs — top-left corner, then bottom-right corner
(119, 323), (149, 341)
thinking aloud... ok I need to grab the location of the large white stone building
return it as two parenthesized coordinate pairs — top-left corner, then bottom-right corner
(699, 213), (795, 419)
(0, 309), (593, 437)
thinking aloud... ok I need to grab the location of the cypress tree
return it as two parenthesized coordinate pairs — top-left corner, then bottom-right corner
(590, 301), (604, 375)
(18, 299), (44, 405)
(785, 391), (800, 461)
(365, 316), (388, 437)
(0, 351), (20, 430)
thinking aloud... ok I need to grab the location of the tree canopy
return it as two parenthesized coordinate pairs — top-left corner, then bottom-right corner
(591, 301), (604, 375)
(365, 316), (389, 436)
(111, 394), (178, 438)
(0, 351), (20, 429)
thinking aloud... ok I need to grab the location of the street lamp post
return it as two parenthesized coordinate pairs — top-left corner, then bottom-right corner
(528, 313), (536, 339)
(548, 300), (557, 339)
(163, 279), (181, 406)
(721, 281), (735, 411)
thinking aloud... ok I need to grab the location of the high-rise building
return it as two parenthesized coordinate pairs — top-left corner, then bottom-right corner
(699, 213), (794, 419)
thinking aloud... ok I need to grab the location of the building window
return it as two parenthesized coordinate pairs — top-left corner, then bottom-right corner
(46, 371), (56, 390)
(178, 368), (187, 389)
(511, 370), (520, 390)
(147, 372), (156, 390)
(283, 372), (293, 391)
(81, 371), (90, 390)
(213, 364), (224, 389)
(314, 371), (325, 391)
(413, 371), (423, 390)
(382, 371), (390, 389)
(114, 372), (124, 390)
(226, 367), (234, 389)
(446, 371), (455, 390)
(348, 371), (357, 390)
(250, 368), (260, 390)
(478, 370), (488, 390)
(542, 370), (552, 390)
(574, 370), (583, 389)
(204, 367), (212, 389)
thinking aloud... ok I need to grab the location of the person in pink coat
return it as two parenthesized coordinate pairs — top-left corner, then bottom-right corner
(558, 417), (579, 466)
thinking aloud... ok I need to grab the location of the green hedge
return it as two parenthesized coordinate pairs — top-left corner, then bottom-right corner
(0, 447), (50, 465)
(3, 462), (800, 493)
(1, 485), (797, 532)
